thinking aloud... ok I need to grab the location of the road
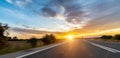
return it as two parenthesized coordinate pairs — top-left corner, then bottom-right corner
(18, 39), (120, 58)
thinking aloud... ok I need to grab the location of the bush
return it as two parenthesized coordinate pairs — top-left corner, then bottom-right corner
(41, 34), (56, 45)
(113, 34), (120, 40)
(101, 35), (112, 40)
(27, 37), (38, 47)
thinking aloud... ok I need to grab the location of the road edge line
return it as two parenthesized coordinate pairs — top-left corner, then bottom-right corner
(86, 40), (120, 53)
(16, 42), (68, 58)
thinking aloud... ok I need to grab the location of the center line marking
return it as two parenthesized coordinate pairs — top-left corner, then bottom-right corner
(86, 40), (120, 53)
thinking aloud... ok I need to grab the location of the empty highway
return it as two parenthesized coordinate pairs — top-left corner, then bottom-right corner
(17, 39), (120, 58)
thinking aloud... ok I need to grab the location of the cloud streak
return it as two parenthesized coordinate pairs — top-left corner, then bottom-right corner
(6, 0), (32, 7)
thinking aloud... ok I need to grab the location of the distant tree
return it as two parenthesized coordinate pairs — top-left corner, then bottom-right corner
(27, 37), (38, 47)
(41, 34), (50, 45)
(0, 23), (9, 49)
(12, 36), (19, 41)
(41, 34), (56, 45)
(8, 37), (12, 41)
(113, 34), (120, 40)
(49, 34), (56, 43)
(101, 35), (112, 40)
(19, 39), (26, 41)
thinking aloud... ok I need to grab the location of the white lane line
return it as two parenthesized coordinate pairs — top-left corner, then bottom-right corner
(86, 40), (120, 53)
(16, 42), (68, 58)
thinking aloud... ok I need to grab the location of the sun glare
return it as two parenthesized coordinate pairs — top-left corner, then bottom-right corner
(66, 35), (74, 40)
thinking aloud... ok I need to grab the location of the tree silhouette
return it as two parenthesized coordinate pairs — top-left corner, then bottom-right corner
(113, 34), (120, 40)
(12, 36), (19, 41)
(0, 23), (9, 49)
(41, 34), (56, 45)
(0, 23), (9, 37)
(101, 35), (112, 40)
(27, 37), (38, 47)
(49, 34), (56, 43)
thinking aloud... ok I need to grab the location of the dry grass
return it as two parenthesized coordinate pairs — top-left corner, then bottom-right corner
(0, 41), (44, 55)
(107, 39), (120, 42)
(95, 38), (120, 43)
(0, 39), (65, 55)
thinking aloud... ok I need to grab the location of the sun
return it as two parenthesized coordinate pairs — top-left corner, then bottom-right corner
(66, 35), (74, 40)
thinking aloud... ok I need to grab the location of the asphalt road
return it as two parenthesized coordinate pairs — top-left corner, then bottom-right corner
(19, 39), (120, 58)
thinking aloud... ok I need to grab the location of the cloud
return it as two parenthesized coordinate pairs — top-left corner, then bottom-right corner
(42, 7), (56, 17)
(4, 0), (120, 34)
(0, 6), (73, 32)
(39, 0), (91, 29)
(16, 0), (32, 7)
(10, 27), (50, 34)
(86, 28), (120, 35)
(9, 0), (120, 29)
(41, 0), (119, 27)
(22, 25), (31, 28)
(100, 28), (120, 34)
(11, 0), (90, 29)
(6, 0), (13, 4)
(8, 27), (64, 38)
(6, 0), (32, 7)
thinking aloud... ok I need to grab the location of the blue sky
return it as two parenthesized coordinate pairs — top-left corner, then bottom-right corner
(0, 0), (120, 38)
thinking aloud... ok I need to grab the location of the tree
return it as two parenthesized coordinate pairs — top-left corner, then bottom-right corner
(27, 37), (38, 47)
(12, 36), (18, 41)
(41, 34), (56, 45)
(8, 37), (12, 41)
(101, 35), (112, 40)
(113, 34), (120, 40)
(0, 23), (9, 37)
(0, 23), (9, 49)
(49, 34), (56, 43)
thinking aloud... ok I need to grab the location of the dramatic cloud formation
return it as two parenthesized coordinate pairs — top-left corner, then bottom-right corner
(0, 0), (120, 38)
(40, 0), (91, 28)
(5, 0), (120, 29)
(18, 0), (120, 29)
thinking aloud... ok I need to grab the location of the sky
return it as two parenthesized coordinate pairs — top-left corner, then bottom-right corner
(0, 0), (120, 39)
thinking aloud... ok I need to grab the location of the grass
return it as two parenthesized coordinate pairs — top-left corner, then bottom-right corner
(106, 39), (120, 42)
(0, 39), (66, 55)
(95, 38), (120, 43)
(0, 41), (44, 55)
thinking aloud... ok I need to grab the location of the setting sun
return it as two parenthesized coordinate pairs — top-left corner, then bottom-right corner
(66, 35), (74, 40)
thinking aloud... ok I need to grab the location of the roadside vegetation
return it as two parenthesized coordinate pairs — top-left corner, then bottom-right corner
(1, 22), (120, 55)
(96, 34), (120, 42)
(0, 23), (65, 55)
(0, 23), (9, 50)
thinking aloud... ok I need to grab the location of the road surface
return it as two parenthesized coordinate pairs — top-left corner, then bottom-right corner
(16, 39), (120, 58)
